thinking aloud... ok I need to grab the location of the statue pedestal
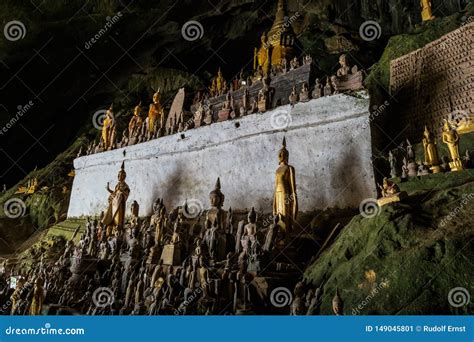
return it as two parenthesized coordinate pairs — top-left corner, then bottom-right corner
(146, 245), (161, 265)
(407, 162), (418, 177)
(160, 244), (181, 266)
(449, 159), (464, 172)
(377, 191), (408, 207)
(218, 109), (231, 122)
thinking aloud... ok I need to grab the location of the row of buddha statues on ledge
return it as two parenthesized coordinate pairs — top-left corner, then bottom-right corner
(4, 138), (344, 315)
(81, 53), (364, 156)
(378, 119), (471, 206)
(207, 54), (313, 98)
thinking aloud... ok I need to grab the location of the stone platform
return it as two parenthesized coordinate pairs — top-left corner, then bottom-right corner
(68, 94), (376, 218)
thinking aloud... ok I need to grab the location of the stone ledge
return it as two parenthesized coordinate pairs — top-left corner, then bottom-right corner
(68, 94), (376, 218)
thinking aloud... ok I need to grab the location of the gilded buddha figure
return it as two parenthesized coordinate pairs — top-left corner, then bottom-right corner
(102, 161), (131, 236)
(253, 0), (296, 75)
(148, 89), (164, 136)
(420, 0), (435, 21)
(254, 32), (271, 76)
(128, 102), (143, 143)
(273, 137), (297, 237)
(210, 68), (226, 97)
(101, 104), (116, 151)
(422, 125), (441, 173)
(442, 119), (463, 171)
(29, 276), (45, 315)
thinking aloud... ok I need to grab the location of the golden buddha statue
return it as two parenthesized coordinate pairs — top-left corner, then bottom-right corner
(148, 89), (164, 135)
(254, 32), (271, 76)
(422, 125), (441, 173)
(128, 102), (143, 141)
(101, 104), (116, 151)
(254, 0), (296, 74)
(101, 161), (131, 236)
(29, 276), (45, 315)
(273, 137), (297, 238)
(420, 0), (435, 21)
(210, 68), (226, 97)
(442, 119), (463, 171)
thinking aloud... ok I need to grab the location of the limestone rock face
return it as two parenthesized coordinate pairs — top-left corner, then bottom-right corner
(304, 173), (474, 315)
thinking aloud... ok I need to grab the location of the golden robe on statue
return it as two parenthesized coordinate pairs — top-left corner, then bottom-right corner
(102, 162), (130, 233)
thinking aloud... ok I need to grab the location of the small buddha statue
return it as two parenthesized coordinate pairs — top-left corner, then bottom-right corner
(128, 102), (143, 145)
(442, 119), (463, 171)
(148, 89), (164, 137)
(273, 137), (298, 238)
(203, 103), (213, 125)
(241, 207), (258, 249)
(420, 0), (435, 21)
(312, 78), (323, 99)
(323, 77), (333, 96)
(289, 85), (298, 106)
(29, 276), (45, 315)
(101, 161), (130, 236)
(290, 56), (299, 70)
(299, 82), (310, 102)
(377, 177), (407, 206)
(422, 125), (441, 173)
(210, 68), (226, 97)
(332, 288), (344, 316)
(336, 54), (351, 77)
(207, 178), (226, 230)
(101, 104), (116, 151)
(240, 88), (249, 116)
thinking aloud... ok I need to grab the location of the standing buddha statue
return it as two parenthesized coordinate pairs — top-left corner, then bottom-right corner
(442, 119), (463, 171)
(254, 32), (271, 77)
(210, 68), (226, 97)
(273, 137), (298, 240)
(101, 104), (116, 151)
(422, 125), (441, 173)
(29, 276), (45, 315)
(148, 89), (164, 137)
(101, 161), (131, 236)
(128, 102), (143, 144)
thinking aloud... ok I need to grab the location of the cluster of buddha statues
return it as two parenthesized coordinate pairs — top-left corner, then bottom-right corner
(380, 119), (471, 205)
(1, 137), (351, 315)
(83, 89), (167, 155)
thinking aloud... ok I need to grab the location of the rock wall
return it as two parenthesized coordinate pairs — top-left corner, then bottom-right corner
(67, 94), (376, 218)
(390, 22), (474, 142)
